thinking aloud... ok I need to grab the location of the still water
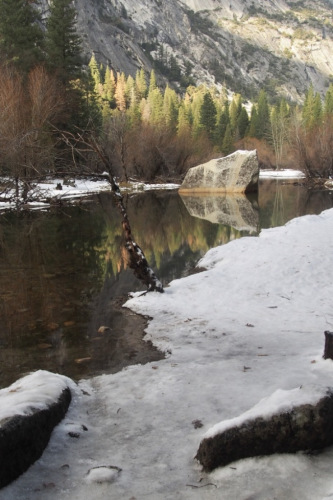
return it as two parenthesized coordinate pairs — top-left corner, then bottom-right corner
(0, 180), (332, 387)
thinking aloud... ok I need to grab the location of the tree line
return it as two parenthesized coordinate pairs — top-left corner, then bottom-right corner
(0, 0), (332, 185)
(89, 55), (333, 182)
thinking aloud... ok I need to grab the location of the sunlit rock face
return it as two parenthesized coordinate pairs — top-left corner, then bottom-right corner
(179, 150), (259, 194)
(180, 193), (259, 232)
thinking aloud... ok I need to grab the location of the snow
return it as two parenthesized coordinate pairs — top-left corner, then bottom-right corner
(0, 370), (76, 424)
(259, 169), (306, 178)
(1, 206), (333, 500)
(204, 385), (330, 438)
(0, 177), (180, 212)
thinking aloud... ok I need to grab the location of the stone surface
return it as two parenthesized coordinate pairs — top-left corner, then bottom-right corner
(38, 1), (333, 101)
(179, 193), (259, 232)
(196, 386), (333, 472)
(179, 150), (259, 194)
(0, 387), (72, 489)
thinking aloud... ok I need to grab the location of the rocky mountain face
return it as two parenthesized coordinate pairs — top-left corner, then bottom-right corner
(40, 0), (333, 101)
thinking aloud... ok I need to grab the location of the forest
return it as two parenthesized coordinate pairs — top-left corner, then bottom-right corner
(0, 0), (332, 186)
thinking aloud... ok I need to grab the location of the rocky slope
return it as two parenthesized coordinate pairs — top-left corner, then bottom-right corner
(40, 0), (333, 101)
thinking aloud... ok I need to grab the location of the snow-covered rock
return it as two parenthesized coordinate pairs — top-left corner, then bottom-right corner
(196, 385), (333, 471)
(0, 371), (74, 489)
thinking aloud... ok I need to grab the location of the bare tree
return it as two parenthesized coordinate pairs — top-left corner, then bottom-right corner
(60, 129), (164, 293)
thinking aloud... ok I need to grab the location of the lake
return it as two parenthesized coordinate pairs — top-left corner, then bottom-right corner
(0, 179), (332, 388)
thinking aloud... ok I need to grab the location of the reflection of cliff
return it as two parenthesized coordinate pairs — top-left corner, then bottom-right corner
(179, 193), (259, 233)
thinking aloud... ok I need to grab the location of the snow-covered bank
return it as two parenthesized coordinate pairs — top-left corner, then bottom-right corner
(259, 169), (306, 178)
(1, 209), (333, 500)
(0, 168), (307, 212)
(0, 177), (180, 211)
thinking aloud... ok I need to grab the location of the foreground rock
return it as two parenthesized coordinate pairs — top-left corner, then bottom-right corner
(179, 193), (259, 232)
(196, 385), (333, 471)
(179, 150), (259, 194)
(0, 371), (73, 488)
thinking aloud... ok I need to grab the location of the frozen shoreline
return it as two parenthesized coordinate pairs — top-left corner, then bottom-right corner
(0, 168), (309, 212)
(1, 206), (333, 500)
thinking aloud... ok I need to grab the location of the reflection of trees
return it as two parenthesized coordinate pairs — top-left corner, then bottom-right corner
(258, 180), (333, 229)
(0, 191), (252, 386)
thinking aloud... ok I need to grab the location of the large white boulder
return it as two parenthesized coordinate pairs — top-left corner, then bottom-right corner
(179, 150), (259, 194)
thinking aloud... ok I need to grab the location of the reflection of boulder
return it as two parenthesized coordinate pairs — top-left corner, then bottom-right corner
(179, 150), (259, 194)
(180, 193), (259, 232)
(196, 385), (333, 472)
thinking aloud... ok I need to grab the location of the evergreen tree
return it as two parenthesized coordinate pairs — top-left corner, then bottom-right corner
(215, 101), (230, 146)
(177, 104), (191, 136)
(270, 99), (289, 168)
(221, 123), (234, 155)
(148, 69), (157, 95)
(324, 84), (333, 115)
(147, 87), (163, 125)
(302, 84), (323, 130)
(114, 72), (127, 111)
(248, 105), (259, 137)
(237, 107), (249, 139)
(256, 89), (270, 139)
(89, 54), (101, 89)
(229, 94), (242, 132)
(163, 86), (179, 132)
(135, 68), (147, 100)
(199, 91), (217, 141)
(104, 67), (116, 106)
(0, 0), (44, 72)
(125, 74), (136, 104)
(45, 0), (82, 83)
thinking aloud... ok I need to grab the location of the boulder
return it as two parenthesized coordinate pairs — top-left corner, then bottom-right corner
(0, 371), (73, 488)
(179, 150), (259, 194)
(179, 193), (259, 232)
(196, 385), (333, 472)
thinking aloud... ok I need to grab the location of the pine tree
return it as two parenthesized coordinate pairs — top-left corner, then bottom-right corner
(89, 54), (101, 89)
(104, 67), (116, 106)
(237, 107), (249, 139)
(229, 94), (242, 132)
(270, 99), (289, 168)
(302, 84), (323, 130)
(135, 68), (147, 100)
(114, 72), (127, 111)
(215, 101), (230, 146)
(148, 69), (157, 95)
(256, 89), (270, 139)
(147, 87), (163, 125)
(163, 86), (179, 132)
(324, 84), (333, 115)
(221, 123), (234, 155)
(0, 0), (44, 72)
(177, 104), (191, 136)
(248, 105), (259, 137)
(199, 91), (217, 141)
(45, 0), (82, 84)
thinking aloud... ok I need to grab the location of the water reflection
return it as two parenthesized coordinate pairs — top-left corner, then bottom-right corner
(0, 182), (332, 387)
(179, 192), (259, 232)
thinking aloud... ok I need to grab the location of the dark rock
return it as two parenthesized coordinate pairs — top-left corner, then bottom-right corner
(0, 387), (71, 489)
(196, 386), (333, 471)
